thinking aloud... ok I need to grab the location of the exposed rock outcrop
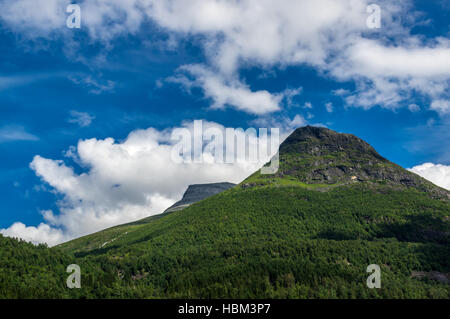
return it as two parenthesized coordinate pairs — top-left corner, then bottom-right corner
(164, 182), (236, 213)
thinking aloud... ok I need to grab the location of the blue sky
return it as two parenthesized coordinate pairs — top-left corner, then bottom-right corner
(0, 0), (449, 245)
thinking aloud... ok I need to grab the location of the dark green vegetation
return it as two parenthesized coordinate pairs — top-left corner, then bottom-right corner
(1, 126), (449, 298)
(0, 236), (71, 298)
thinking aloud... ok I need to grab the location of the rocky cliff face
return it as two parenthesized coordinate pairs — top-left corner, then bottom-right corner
(164, 182), (236, 213)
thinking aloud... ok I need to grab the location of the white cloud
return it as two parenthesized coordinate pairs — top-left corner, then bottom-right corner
(0, 0), (69, 37)
(144, 0), (450, 113)
(68, 111), (95, 127)
(325, 102), (334, 113)
(331, 39), (450, 112)
(168, 64), (284, 114)
(408, 163), (450, 190)
(2, 0), (450, 115)
(339, 39), (450, 78)
(145, 0), (371, 72)
(290, 115), (308, 128)
(148, 0), (450, 114)
(0, 121), (278, 246)
(430, 100), (450, 114)
(0, 222), (68, 247)
(168, 65), (304, 114)
(0, 125), (38, 142)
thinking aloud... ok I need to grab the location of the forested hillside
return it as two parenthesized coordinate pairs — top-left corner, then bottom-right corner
(1, 127), (449, 299)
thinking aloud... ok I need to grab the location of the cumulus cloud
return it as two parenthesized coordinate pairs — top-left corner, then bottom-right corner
(430, 100), (450, 114)
(135, 0), (450, 114)
(331, 39), (450, 112)
(0, 0), (69, 37)
(0, 121), (279, 246)
(408, 163), (450, 190)
(337, 39), (450, 78)
(167, 64), (284, 114)
(3, 0), (450, 114)
(0, 222), (68, 247)
(145, 0), (372, 72)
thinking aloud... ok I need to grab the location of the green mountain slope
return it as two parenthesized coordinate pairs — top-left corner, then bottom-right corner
(56, 184), (449, 298)
(1, 126), (449, 298)
(58, 183), (236, 253)
(0, 235), (91, 298)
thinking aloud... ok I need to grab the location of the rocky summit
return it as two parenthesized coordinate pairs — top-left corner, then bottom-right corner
(244, 126), (449, 199)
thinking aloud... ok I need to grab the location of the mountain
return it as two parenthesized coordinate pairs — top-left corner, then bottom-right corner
(1, 126), (449, 298)
(244, 126), (448, 198)
(164, 182), (236, 213)
(57, 182), (236, 253)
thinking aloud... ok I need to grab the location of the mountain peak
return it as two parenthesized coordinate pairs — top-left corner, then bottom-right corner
(280, 126), (385, 161)
(246, 126), (448, 197)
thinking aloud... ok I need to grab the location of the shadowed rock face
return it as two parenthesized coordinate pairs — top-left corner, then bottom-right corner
(164, 182), (236, 213)
(279, 126), (384, 160)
